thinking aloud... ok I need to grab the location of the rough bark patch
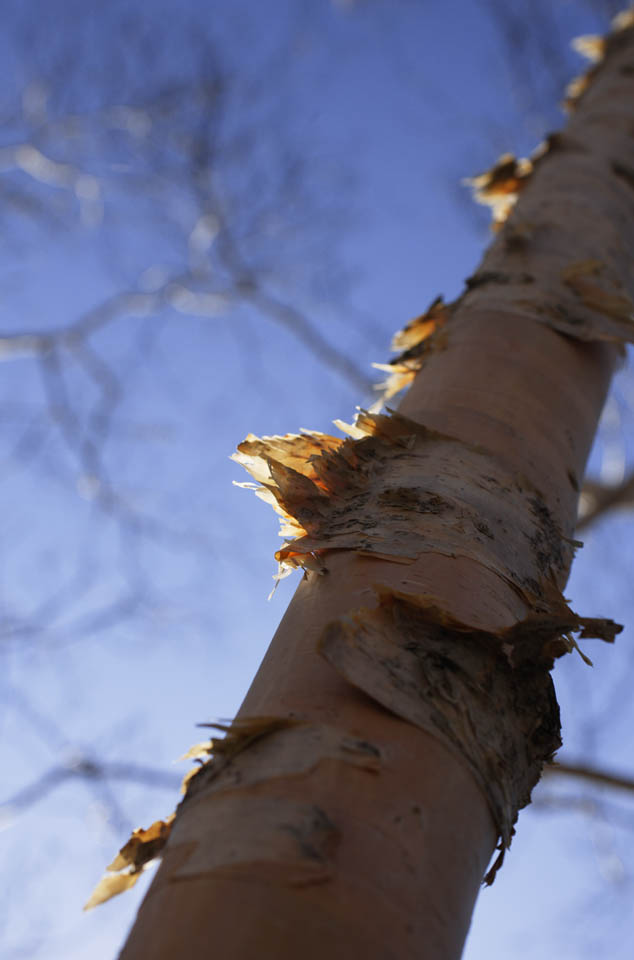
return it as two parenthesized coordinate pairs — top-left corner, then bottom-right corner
(462, 260), (634, 344)
(319, 589), (620, 883)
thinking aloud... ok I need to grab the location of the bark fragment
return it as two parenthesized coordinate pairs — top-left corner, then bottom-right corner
(563, 63), (601, 113)
(371, 297), (449, 405)
(234, 408), (579, 606)
(565, 9), (634, 111)
(84, 815), (175, 909)
(464, 153), (534, 228)
(89, 719), (380, 905)
(571, 35), (605, 64)
(319, 589), (620, 882)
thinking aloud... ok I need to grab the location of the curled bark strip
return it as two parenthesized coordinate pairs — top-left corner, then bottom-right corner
(180, 715), (299, 794)
(564, 10), (634, 111)
(571, 35), (606, 64)
(464, 153), (534, 228)
(461, 141), (634, 343)
(463, 18), (634, 341)
(464, 130), (595, 228)
(318, 590), (620, 883)
(84, 815), (175, 909)
(84, 871), (143, 910)
(371, 296), (450, 405)
(564, 63), (601, 113)
(169, 793), (339, 886)
(182, 721), (382, 803)
(390, 296), (449, 352)
(89, 719), (378, 906)
(234, 409), (579, 603)
(107, 816), (176, 872)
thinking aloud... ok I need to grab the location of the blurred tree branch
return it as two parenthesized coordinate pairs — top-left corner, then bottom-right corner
(577, 474), (634, 532)
(545, 760), (634, 794)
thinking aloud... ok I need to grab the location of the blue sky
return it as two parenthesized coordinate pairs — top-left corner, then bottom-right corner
(1, 1), (633, 958)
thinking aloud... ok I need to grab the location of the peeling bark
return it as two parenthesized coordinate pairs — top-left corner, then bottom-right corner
(116, 10), (634, 960)
(319, 588), (618, 883)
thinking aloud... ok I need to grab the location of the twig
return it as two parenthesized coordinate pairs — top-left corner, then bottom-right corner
(544, 759), (634, 793)
(576, 473), (634, 532)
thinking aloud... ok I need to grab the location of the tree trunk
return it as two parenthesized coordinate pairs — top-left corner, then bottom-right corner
(118, 15), (634, 960)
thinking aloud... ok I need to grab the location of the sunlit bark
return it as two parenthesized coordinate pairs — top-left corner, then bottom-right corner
(119, 14), (634, 960)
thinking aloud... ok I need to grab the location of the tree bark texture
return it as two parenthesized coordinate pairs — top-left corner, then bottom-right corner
(118, 15), (634, 960)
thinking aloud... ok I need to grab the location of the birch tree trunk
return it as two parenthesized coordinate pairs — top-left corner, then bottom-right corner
(118, 13), (634, 960)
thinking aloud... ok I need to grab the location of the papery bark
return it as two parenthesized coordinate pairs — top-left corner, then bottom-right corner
(118, 15), (634, 960)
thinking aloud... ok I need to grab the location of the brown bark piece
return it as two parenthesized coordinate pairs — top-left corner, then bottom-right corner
(84, 815), (175, 909)
(372, 296), (449, 404)
(465, 153), (534, 227)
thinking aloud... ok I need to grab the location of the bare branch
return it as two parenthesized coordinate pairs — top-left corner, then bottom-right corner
(1, 757), (180, 817)
(544, 760), (634, 793)
(576, 473), (634, 532)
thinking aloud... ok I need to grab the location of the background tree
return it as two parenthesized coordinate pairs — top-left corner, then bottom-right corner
(1, 2), (634, 959)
